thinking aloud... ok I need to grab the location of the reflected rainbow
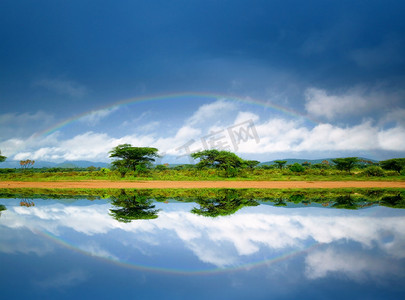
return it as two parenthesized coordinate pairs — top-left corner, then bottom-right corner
(37, 228), (320, 276)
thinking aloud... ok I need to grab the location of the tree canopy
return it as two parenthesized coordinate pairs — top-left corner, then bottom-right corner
(191, 189), (259, 217)
(380, 158), (405, 173)
(273, 160), (287, 169)
(191, 149), (245, 170)
(331, 157), (359, 174)
(109, 190), (160, 222)
(109, 144), (159, 175)
(0, 150), (6, 163)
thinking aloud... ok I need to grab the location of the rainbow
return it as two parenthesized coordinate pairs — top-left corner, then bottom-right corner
(37, 228), (320, 276)
(34, 92), (319, 138)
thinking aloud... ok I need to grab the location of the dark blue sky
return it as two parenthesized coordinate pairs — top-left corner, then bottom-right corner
(1, 0), (404, 162)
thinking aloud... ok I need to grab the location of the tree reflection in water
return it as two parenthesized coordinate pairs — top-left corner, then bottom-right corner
(109, 190), (160, 223)
(191, 189), (259, 217)
(380, 194), (405, 208)
(0, 204), (6, 217)
(19, 199), (35, 207)
(331, 195), (359, 209)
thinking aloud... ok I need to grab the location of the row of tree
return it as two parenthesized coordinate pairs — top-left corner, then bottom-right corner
(108, 144), (261, 177)
(107, 144), (405, 177)
(1, 145), (405, 177)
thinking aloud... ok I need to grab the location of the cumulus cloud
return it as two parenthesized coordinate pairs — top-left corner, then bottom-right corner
(0, 111), (55, 142)
(79, 107), (120, 125)
(4, 116), (405, 162)
(305, 247), (402, 281)
(304, 88), (369, 120)
(380, 108), (405, 127)
(5, 124), (201, 162)
(187, 99), (237, 125)
(236, 119), (405, 154)
(2, 97), (405, 162)
(304, 86), (405, 122)
(3, 203), (405, 273)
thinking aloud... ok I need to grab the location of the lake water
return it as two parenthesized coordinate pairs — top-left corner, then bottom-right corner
(1, 192), (405, 299)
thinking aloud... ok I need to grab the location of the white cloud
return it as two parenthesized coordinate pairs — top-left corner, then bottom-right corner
(236, 118), (405, 154)
(187, 99), (237, 125)
(3, 97), (405, 162)
(304, 86), (405, 122)
(3, 203), (405, 273)
(233, 111), (260, 124)
(305, 248), (402, 281)
(33, 78), (88, 97)
(136, 121), (160, 133)
(4, 117), (405, 162)
(0, 111), (55, 141)
(79, 107), (119, 125)
(378, 126), (405, 151)
(381, 108), (405, 127)
(305, 88), (368, 120)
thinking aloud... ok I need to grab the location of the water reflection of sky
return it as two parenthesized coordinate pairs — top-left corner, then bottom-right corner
(1, 198), (405, 300)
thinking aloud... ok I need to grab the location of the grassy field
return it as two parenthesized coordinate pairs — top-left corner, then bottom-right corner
(0, 167), (404, 181)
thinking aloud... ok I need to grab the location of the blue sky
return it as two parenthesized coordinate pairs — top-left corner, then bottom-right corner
(1, 0), (405, 163)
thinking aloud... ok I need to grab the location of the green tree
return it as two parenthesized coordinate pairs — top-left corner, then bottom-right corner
(0, 204), (6, 218)
(380, 158), (405, 173)
(331, 195), (359, 209)
(273, 160), (287, 169)
(0, 150), (6, 163)
(109, 144), (159, 176)
(190, 149), (245, 177)
(109, 190), (160, 222)
(289, 162), (305, 173)
(191, 189), (259, 217)
(331, 157), (359, 174)
(243, 160), (260, 170)
(380, 194), (405, 208)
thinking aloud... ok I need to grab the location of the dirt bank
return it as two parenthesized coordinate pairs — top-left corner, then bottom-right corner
(1, 180), (404, 189)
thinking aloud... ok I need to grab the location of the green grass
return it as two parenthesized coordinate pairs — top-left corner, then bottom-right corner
(1, 187), (404, 199)
(0, 168), (404, 181)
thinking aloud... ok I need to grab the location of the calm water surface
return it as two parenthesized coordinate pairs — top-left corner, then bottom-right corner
(1, 195), (405, 299)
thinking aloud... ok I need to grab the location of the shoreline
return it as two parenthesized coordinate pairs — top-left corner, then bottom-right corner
(1, 180), (404, 189)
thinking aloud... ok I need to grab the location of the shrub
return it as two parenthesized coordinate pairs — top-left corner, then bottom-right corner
(289, 163), (305, 173)
(385, 170), (400, 177)
(362, 166), (385, 177)
(260, 165), (275, 170)
(155, 164), (169, 171)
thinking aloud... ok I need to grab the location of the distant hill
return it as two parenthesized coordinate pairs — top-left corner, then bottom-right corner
(0, 160), (110, 169)
(260, 157), (379, 166)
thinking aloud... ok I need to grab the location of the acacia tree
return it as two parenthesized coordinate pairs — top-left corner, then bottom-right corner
(191, 189), (259, 217)
(190, 149), (245, 177)
(0, 150), (6, 163)
(109, 190), (159, 222)
(19, 159), (35, 169)
(243, 160), (260, 170)
(380, 158), (405, 173)
(331, 157), (359, 174)
(274, 160), (287, 169)
(109, 144), (159, 176)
